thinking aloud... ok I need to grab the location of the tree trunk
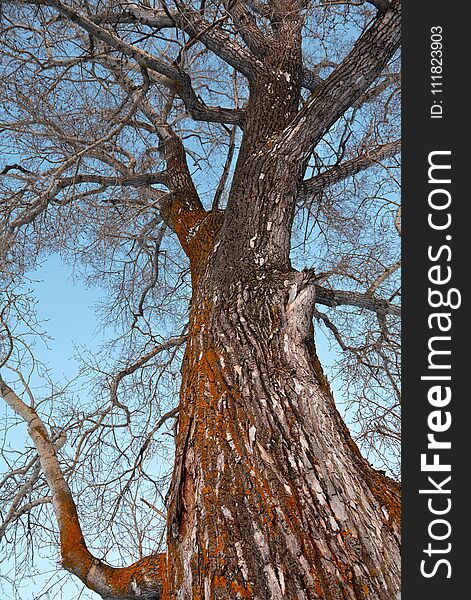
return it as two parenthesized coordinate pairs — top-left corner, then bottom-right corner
(0, 2), (402, 599)
(164, 259), (400, 599)
(161, 16), (401, 593)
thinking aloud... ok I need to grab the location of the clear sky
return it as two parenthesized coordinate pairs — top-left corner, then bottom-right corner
(30, 254), (108, 378)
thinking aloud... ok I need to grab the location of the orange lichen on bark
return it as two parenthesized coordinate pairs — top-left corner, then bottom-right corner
(58, 493), (94, 578)
(169, 198), (224, 277)
(60, 500), (168, 599)
(212, 535), (224, 556)
(0, 377), (170, 599)
(98, 552), (167, 596)
(368, 470), (401, 528)
(213, 574), (227, 588)
(165, 270), (401, 599)
(323, 536), (361, 594)
(231, 580), (253, 597)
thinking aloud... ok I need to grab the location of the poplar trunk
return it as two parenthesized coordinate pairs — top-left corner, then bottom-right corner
(164, 252), (401, 599)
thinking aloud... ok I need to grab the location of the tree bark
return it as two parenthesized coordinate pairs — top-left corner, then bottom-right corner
(161, 5), (401, 595)
(164, 258), (400, 599)
(0, 2), (401, 598)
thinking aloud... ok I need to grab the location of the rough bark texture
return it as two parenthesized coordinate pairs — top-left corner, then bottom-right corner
(161, 4), (402, 595)
(0, 1), (401, 598)
(164, 266), (400, 599)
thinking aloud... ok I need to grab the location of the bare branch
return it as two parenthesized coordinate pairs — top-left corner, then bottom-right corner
(280, 0), (400, 160)
(35, 0), (242, 125)
(109, 334), (187, 411)
(4, 78), (149, 237)
(0, 375), (167, 599)
(299, 139), (400, 205)
(222, 0), (270, 58)
(366, 260), (401, 295)
(124, 1), (261, 75)
(321, 0), (390, 12)
(56, 172), (168, 190)
(314, 284), (400, 317)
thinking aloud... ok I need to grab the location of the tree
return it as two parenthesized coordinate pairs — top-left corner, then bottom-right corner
(0, 1), (401, 598)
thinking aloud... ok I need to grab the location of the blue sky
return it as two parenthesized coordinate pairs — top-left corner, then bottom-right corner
(30, 255), (107, 379)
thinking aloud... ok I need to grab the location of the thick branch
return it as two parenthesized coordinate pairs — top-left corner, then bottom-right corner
(40, 0), (241, 125)
(56, 171), (169, 191)
(223, 0), (270, 58)
(279, 0), (400, 160)
(314, 285), (401, 317)
(0, 376), (93, 578)
(103, 2), (323, 92)
(86, 64), (219, 265)
(92, 64), (208, 251)
(299, 139), (400, 205)
(120, 1), (262, 79)
(0, 376), (167, 599)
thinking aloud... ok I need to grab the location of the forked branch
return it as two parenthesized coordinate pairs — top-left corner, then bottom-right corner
(280, 0), (400, 160)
